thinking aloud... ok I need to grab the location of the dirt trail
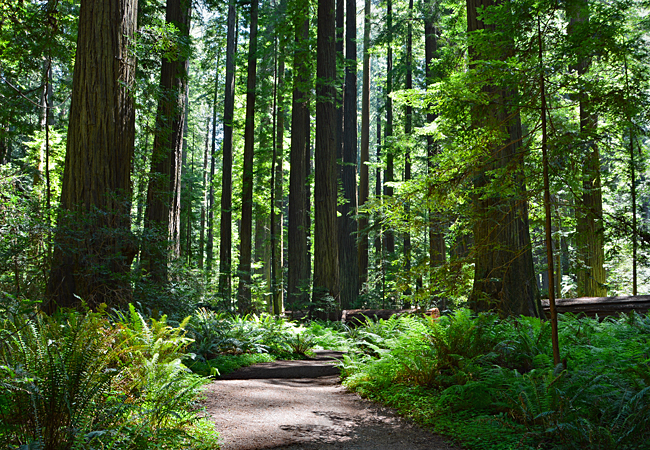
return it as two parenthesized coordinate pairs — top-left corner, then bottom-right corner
(202, 351), (459, 450)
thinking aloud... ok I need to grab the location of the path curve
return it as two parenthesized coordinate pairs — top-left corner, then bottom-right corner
(202, 351), (459, 450)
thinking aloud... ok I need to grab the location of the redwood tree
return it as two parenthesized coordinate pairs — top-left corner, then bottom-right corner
(358, 0), (371, 286)
(142, 0), (191, 282)
(288, 0), (311, 312)
(467, 0), (542, 317)
(568, 0), (607, 297)
(314, 0), (340, 315)
(218, 0), (237, 302)
(236, 0), (259, 313)
(46, 0), (138, 311)
(339, 0), (359, 309)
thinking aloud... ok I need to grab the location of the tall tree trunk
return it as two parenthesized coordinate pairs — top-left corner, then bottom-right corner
(142, 0), (191, 282)
(237, 0), (258, 313)
(568, 0), (606, 297)
(206, 53), (220, 275)
(288, 4), (311, 311)
(539, 18), (560, 365)
(314, 0), (340, 317)
(466, 0), (542, 317)
(624, 56), (637, 295)
(218, 0), (237, 304)
(199, 115), (210, 270)
(336, 0), (344, 174)
(384, 0), (395, 255)
(46, 0), (138, 312)
(271, 47), (285, 316)
(339, 0), (359, 309)
(375, 88), (383, 302)
(359, 0), (371, 287)
(424, 0), (446, 306)
(403, 0), (413, 304)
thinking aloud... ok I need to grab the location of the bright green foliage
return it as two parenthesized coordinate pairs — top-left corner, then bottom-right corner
(0, 306), (220, 450)
(341, 311), (650, 450)
(187, 309), (319, 362)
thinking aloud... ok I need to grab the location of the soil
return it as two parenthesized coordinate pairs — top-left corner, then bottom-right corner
(202, 351), (460, 450)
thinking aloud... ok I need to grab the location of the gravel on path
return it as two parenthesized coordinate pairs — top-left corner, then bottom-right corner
(202, 351), (460, 450)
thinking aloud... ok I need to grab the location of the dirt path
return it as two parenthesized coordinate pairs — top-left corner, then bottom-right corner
(202, 351), (460, 450)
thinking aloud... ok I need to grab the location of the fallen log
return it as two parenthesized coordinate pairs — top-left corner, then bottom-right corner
(342, 308), (440, 327)
(541, 295), (650, 318)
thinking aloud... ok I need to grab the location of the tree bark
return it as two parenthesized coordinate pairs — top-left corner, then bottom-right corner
(466, 0), (542, 317)
(359, 0), (371, 287)
(339, 0), (359, 309)
(218, 0), (237, 303)
(288, 4), (311, 311)
(142, 0), (191, 282)
(46, 0), (138, 312)
(236, 0), (259, 313)
(206, 52), (220, 275)
(199, 115), (210, 270)
(384, 0), (395, 255)
(314, 0), (340, 317)
(271, 51), (285, 316)
(425, 0), (446, 307)
(403, 0), (413, 304)
(568, 0), (606, 297)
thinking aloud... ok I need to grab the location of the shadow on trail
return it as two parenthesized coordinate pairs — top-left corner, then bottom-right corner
(219, 351), (344, 380)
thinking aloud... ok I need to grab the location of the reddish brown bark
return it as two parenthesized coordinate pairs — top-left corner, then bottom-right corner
(46, 0), (138, 311)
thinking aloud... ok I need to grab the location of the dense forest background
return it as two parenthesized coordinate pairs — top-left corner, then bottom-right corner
(1, 0), (650, 318)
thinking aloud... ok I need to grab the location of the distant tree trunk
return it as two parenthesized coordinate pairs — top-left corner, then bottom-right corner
(218, 0), (237, 303)
(181, 109), (192, 263)
(237, 0), (258, 313)
(403, 0), (413, 305)
(336, 0), (344, 170)
(0, 128), (8, 164)
(314, 0), (340, 316)
(142, 0), (191, 282)
(358, 0), (371, 287)
(375, 89), (383, 302)
(288, 4), (311, 311)
(206, 53), (220, 275)
(624, 56), (637, 296)
(271, 44), (285, 315)
(424, 0), (446, 306)
(384, 0), (395, 256)
(339, 0), (359, 309)
(199, 115), (210, 270)
(568, 0), (606, 297)
(466, 0), (542, 317)
(46, 0), (138, 312)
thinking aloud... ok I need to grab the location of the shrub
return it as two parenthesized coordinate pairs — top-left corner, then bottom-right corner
(0, 305), (220, 450)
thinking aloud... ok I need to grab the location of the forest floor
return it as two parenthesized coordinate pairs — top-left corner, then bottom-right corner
(201, 351), (460, 450)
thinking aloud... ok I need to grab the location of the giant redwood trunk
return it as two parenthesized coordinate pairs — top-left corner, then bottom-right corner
(142, 0), (191, 282)
(314, 0), (340, 316)
(46, 0), (138, 312)
(467, 0), (542, 317)
(236, 0), (259, 313)
(339, 0), (359, 309)
(218, 0), (237, 303)
(288, 3), (311, 311)
(358, 0), (371, 286)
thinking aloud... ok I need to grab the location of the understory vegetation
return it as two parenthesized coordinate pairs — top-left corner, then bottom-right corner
(2, 301), (649, 450)
(338, 310), (650, 450)
(0, 303), (221, 450)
